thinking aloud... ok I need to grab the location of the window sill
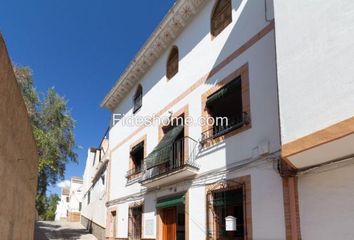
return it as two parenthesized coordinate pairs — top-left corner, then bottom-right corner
(126, 173), (143, 186)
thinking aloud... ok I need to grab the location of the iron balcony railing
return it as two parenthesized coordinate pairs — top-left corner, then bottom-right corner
(141, 136), (199, 182)
(201, 112), (250, 145)
(126, 164), (144, 178)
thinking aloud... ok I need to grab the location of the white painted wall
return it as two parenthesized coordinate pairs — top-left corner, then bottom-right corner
(274, 0), (354, 144)
(69, 179), (83, 213)
(81, 143), (108, 228)
(55, 192), (69, 221)
(298, 161), (354, 240)
(112, 160), (285, 239)
(107, 0), (284, 239)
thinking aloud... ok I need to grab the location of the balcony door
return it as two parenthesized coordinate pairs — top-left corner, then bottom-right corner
(162, 207), (177, 240)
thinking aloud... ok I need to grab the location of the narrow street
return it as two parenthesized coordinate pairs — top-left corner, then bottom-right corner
(35, 221), (97, 240)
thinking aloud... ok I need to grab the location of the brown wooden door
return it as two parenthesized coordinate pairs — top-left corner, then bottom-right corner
(162, 207), (177, 240)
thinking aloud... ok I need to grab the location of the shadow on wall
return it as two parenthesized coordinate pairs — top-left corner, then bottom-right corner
(205, 0), (253, 87)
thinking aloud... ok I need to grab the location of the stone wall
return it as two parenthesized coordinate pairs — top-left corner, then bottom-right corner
(81, 215), (106, 240)
(0, 33), (38, 240)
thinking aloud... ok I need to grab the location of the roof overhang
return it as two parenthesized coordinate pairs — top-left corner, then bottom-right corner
(100, 0), (208, 111)
(282, 116), (354, 169)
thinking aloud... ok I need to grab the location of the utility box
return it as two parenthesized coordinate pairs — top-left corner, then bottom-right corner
(225, 216), (237, 231)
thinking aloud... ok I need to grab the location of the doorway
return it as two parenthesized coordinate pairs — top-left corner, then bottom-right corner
(160, 204), (185, 240)
(129, 206), (142, 240)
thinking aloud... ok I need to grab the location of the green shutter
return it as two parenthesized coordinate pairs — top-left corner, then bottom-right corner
(156, 195), (185, 209)
(206, 77), (241, 107)
(145, 125), (184, 169)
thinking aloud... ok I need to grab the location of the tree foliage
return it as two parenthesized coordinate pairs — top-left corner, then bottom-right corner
(14, 65), (77, 218)
(37, 194), (60, 221)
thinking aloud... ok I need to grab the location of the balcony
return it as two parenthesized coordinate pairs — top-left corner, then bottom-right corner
(140, 136), (199, 188)
(200, 112), (250, 146)
(126, 165), (143, 181)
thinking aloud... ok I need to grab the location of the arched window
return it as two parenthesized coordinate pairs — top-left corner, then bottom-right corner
(211, 0), (232, 37)
(133, 84), (142, 113)
(166, 46), (179, 79)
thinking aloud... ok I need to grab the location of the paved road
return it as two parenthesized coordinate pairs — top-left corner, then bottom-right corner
(35, 221), (97, 240)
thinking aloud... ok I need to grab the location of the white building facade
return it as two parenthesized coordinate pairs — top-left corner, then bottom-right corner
(81, 137), (109, 240)
(101, 1), (286, 240)
(55, 187), (70, 221)
(274, 1), (354, 239)
(67, 176), (83, 222)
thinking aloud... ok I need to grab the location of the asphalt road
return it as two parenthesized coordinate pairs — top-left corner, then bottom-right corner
(34, 221), (97, 240)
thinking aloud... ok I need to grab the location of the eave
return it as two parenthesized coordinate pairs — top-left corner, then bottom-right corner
(100, 0), (207, 112)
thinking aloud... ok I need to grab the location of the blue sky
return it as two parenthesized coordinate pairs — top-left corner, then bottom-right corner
(0, 0), (175, 195)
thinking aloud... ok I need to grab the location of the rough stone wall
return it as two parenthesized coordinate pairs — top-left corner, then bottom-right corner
(81, 215), (106, 240)
(0, 33), (38, 240)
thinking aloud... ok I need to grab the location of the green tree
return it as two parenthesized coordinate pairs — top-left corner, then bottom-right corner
(36, 194), (60, 221)
(14, 65), (77, 219)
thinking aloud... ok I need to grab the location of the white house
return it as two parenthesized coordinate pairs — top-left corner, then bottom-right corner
(273, 1), (354, 239)
(81, 136), (109, 240)
(67, 176), (83, 222)
(101, 0), (285, 239)
(55, 187), (70, 221)
(98, 0), (354, 239)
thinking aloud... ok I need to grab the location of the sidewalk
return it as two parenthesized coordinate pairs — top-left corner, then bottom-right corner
(35, 221), (97, 240)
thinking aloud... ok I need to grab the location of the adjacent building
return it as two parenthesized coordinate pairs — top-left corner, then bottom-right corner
(67, 176), (83, 222)
(101, 0), (284, 239)
(81, 137), (109, 240)
(55, 187), (70, 221)
(55, 177), (83, 222)
(273, 1), (354, 239)
(0, 33), (39, 239)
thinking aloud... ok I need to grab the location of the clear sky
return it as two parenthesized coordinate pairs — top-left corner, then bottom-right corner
(0, 0), (175, 194)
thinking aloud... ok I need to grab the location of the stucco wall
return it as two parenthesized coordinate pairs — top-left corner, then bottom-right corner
(274, 0), (354, 144)
(0, 33), (38, 240)
(111, 160), (285, 240)
(81, 148), (107, 229)
(298, 161), (354, 240)
(107, 0), (284, 239)
(55, 194), (69, 220)
(69, 179), (83, 214)
(109, 0), (280, 200)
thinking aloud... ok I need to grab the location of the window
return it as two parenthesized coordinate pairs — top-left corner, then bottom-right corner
(87, 190), (91, 205)
(66, 196), (69, 202)
(166, 46), (179, 79)
(128, 206), (143, 240)
(79, 202), (82, 211)
(207, 76), (244, 137)
(144, 116), (185, 180)
(201, 64), (250, 147)
(133, 85), (142, 113)
(128, 141), (145, 178)
(206, 177), (251, 240)
(211, 0), (232, 37)
(212, 188), (244, 239)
